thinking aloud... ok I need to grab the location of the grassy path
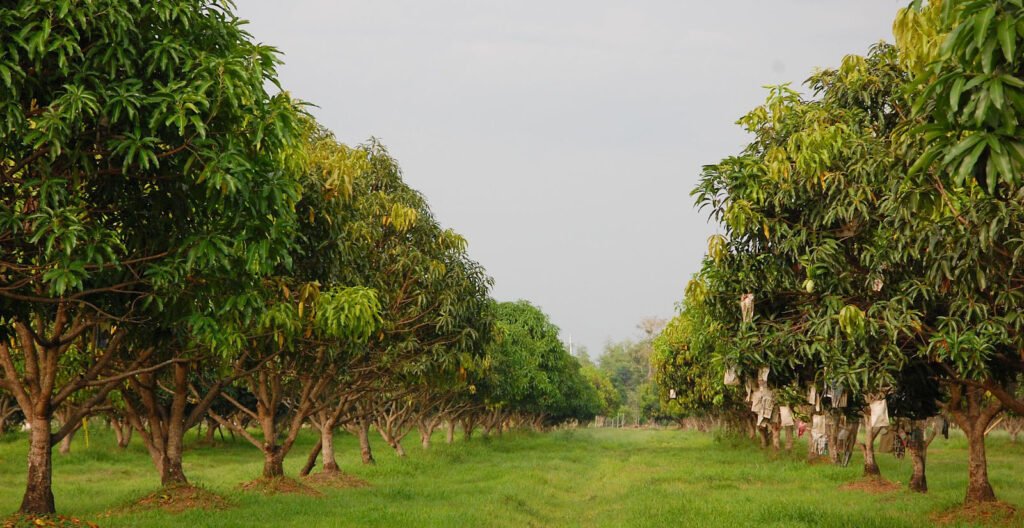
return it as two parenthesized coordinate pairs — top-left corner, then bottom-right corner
(0, 428), (1022, 527)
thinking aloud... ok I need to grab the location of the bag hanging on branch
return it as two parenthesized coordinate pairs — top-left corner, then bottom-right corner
(724, 367), (740, 386)
(869, 399), (890, 429)
(750, 389), (774, 426)
(834, 386), (848, 408)
(779, 406), (795, 427)
(740, 293), (754, 323)
(811, 414), (830, 455)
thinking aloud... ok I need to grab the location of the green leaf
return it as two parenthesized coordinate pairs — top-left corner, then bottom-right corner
(956, 140), (988, 185)
(950, 77), (966, 110)
(990, 78), (1004, 109)
(975, 6), (997, 50)
(942, 134), (985, 166)
(998, 15), (1016, 63)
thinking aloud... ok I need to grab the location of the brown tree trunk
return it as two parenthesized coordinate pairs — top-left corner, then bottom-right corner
(204, 420), (216, 445)
(321, 422), (339, 472)
(21, 418), (55, 515)
(208, 356), (329, 482)
(462, 417), (475, 440)
(908, 427), (928, 493)
(827, 417), (840, 465)
(113, 419), (132, 449)
(758, 425), (769, 448)
(948, 384), (1000, 504)
(58, 427), (75, 455)
(446, 418), (455, 444)
(263, 448), (285, 479)
(418, 419), (437, 449)
(161, 429), (187, 486)
(965, 428), (995, 502)
(124, 363), (194, 487)
(358, 418), (375, 465)
(862, 415), (880, 477)
(299, 439), (322, 477)
(2, 321), (133, 516)
(770, 421), (781, 451)
(784, 425), (794, 452)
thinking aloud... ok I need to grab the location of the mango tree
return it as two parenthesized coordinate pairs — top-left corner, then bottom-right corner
(891, 0), (1024, 502)
(297, 141), (494, 468)
(0, 0), (301, 514)
(692, 44), (937, 478)
(206, 130), (382, 480)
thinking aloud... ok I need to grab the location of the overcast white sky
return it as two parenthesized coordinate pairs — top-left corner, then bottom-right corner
(235, 1), (906, 355)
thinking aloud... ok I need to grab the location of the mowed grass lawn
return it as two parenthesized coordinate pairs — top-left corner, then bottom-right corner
(0, 427), (1022, 527)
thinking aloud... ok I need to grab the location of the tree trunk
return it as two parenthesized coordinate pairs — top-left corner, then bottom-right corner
(419, 420), (436, 449)
(113, 419), (132, 449)
(124, 363), (194, 487)
(20, 418), (55, 515)
(204, 420), (217, 445)
(161, 429), (187, 486)
(862, 416), (880, 477)
(321, 423), (339, 472)
(908, 430), (928, 493)
(58, 427), (75, 455)
(758, 425), (769, 448)
(784, 425), (794, 452)
(299, 440), (321, 477)
(446, 419), (455, 444)
(948, 385), (1000, 504)
(263, 448), (285, 479)
(358, 418), (375, 465)
(827, 418), (840, 465)
(770, 422), (781, 451)
(462, 418), (474, 440)
(965, 428), (995, 502)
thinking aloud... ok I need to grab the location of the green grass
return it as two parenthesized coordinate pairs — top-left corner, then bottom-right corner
(0, 426), (1022, 527)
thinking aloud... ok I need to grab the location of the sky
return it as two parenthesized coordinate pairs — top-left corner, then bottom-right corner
(235, 1), (907, 356)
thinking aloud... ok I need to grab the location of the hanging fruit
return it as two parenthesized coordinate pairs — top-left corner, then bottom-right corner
(838, 305), (866, 336)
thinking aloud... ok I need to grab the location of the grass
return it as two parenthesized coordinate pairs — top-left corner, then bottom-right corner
(0, 426), (1022, 527)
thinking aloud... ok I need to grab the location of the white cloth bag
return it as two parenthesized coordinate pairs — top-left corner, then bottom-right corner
(779, 406), (795, 427)
(869, 399), (890, 428)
